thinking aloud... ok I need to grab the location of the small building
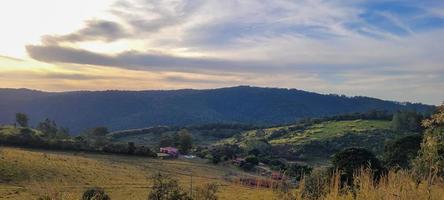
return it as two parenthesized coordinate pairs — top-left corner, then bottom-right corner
(159, 147), (179, 158)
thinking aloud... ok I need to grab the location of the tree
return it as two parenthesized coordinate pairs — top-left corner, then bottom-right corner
(159, 135), (173, 147)
(56, 127), (70, 139)
(244, 140), (272, 157)
(86, 127), (110, 148)
(209, 144), (242, 162)
(331, 147), (383, 185)
(414, 103), (444, 179)
(383, 134), (422, 169)
(90, 127), (109, 137)
(245, 156), (259, 165)
(240, 156), (259, 171)
(128, 142), (136, 154)
(15, 113), (28, 127)
(178, 129), (193, 154)
(392, 111), (423, 132)
(148, 173), (190, 200)
(37, 118), (58, 138)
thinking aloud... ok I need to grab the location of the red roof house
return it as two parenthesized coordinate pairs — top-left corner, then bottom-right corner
(160, 147), (179, 157)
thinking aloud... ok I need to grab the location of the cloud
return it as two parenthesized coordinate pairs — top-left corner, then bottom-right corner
(26, 44), (273, 73)
(0, 55), (24, 62)
(42, 20), (128, 44)
(111, 0), (200, 34)
(21, 0), (444, 104)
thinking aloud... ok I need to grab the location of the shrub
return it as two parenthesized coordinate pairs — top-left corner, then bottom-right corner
(301, 169), (331, 200)
(285, 164), (312, 180)
(82, 187), (110, 200)
(245, 156), (259, 165)
(383, 134), (422, 169)
(194, 183), (218, 200)
(148, 173), (190, 200)
(414, 104), (444, 179)
(332, 147), (384, 186)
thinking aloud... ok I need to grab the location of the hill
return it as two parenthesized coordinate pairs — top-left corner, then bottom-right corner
(0, 86), (433, 134)
(111, 118), (412, 165)
(220, 119), (414, 165)
(0, 147), (273, 199)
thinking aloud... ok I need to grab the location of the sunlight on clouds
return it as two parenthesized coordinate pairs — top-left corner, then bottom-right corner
(0, 0), (113, 58)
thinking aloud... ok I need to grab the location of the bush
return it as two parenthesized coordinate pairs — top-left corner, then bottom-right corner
(245, 156), (259, 165)
(392, 111), (423, 132)
(194, 183), (218, 200)
(332, 147), (384, 186)
(148, 173), (190, 200)
(414, 104), (444, 179)
(82, 187), (110, 200)
(209, 144), (242, 163)
(301, 169), (331, 200)
(383, 134), (422, 169)
(269, 159), (287, 170)
(285, 164), (312, 180)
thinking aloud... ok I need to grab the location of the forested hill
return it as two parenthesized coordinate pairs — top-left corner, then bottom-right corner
(0, 86), (433, 134)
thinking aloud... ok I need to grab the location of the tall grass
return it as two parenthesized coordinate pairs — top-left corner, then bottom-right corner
(284, 168), (444, 200)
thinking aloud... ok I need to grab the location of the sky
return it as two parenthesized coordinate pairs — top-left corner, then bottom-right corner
(0, 0), (443, 105)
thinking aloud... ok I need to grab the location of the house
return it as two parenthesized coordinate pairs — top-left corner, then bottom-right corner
(159, 147), (179, 158)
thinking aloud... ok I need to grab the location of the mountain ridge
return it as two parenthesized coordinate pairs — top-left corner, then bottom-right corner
(0, 86), (434, 134)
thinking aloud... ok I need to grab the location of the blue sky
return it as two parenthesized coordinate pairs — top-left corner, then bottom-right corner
(0, 0), (443, 104)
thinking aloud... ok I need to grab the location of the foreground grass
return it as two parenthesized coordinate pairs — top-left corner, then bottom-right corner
(0, 147), (274, 200)
(281, 169), (444, 200)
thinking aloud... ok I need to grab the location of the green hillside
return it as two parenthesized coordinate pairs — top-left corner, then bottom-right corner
(109, 119), (417, 166)
(0, 125), (45, 137)
(109, 124), (255, 147)
(221, 119), (415, 165)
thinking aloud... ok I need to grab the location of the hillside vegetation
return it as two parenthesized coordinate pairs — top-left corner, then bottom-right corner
(0, 86), (433, 133)
(221, 119), (412, 165)
(111, 119), (412, 165)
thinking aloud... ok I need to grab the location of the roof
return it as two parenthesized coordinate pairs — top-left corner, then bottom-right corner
(160, 147), (178, 151)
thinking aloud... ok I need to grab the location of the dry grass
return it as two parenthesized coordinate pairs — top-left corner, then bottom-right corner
(0, 147), (274, 200)
(285, 168), (444, 200)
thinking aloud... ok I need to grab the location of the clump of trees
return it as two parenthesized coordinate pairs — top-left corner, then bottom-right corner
(37, 118), (70, 139)
(158, 129), (193, 155)
(391, 110), (424, 132)
(207, 144), (242, 164)
(1, 113), (156, 158)
(178, 129), (193, 154)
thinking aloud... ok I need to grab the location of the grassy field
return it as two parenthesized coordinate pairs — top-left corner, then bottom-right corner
(0, 147), (274, 200)
(219, 120), (414, 165)
(224, 120), (393, 145)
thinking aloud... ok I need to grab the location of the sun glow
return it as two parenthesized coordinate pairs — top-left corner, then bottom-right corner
(0, 0), (113, 58)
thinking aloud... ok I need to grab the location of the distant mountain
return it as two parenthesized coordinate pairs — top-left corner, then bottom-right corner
(0, 86), (434, 134)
